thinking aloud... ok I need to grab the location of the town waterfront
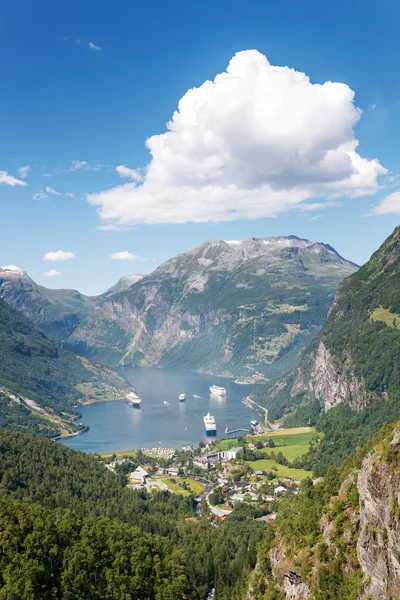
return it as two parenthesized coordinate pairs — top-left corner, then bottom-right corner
(59, 367), (256, 453)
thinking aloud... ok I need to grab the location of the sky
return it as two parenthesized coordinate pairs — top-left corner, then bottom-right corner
(0, 0), (399, 295)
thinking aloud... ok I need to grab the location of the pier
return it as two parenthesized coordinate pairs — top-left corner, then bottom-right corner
(224, 427), (249, 435)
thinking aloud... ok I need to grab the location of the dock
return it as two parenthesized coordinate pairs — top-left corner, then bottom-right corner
(224, 427), (249, 435)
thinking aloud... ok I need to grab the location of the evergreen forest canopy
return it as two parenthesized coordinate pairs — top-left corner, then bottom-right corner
(0, 430), (267, 600)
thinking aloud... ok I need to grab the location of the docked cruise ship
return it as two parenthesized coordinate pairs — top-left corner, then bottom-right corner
(126, 392), (141, 407)
(209, 385), (226, 396)
(203, 413), (217, 435)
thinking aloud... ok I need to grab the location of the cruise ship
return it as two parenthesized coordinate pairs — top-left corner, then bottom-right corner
(203, 413), (217, 435)
(126, 392), (141, 407)
(179, 393), (186, 402)
(209, 385), (227, 396)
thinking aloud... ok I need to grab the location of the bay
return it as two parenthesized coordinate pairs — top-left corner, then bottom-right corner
(59, 367), (256, 452)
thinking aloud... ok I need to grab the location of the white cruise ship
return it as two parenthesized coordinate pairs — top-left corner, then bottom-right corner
(179, 393), (186, 402)
(209, 385), (227, 396)
(126, 392), (141, 407)
(203, 413), (217, 435)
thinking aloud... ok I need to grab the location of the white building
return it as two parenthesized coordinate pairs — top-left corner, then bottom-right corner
(220, 447), (244, 460)
(129, 466), (149, 485)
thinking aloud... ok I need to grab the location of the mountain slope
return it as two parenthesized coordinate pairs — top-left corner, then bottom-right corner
(0, 265), (96, 339)
(0, 297), (131, 437)
(66, 236), (357, 379)
(256, 226), (400, 420)
(101, 274), (144, 298)
(250, 422), (400, 600)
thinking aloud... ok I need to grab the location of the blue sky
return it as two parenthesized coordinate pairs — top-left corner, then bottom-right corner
(0, 0), (398, 294)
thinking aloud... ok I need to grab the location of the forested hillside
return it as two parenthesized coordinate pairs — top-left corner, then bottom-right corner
(0, 430), (268, 599)
(0, 298), (131, 437)
(250, 421), (400, 599)
(254, 225), (400, 475)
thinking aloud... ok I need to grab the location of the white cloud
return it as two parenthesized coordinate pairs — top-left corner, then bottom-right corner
(88, 50), (387, 227)
(89, 42), (101, 51)
(45, 186), (62, 196)
(0, 171), (27, 187)
(68, 160), (87, 171)
(110, 251), (138, 260)
(370, 191), (400, 215)
(17, 165), (31, 179)
(65, 192), (75, 198)
(370, 103), (377, 111)
(1, 265), (23, 272)
(43, 250), (75, 261)
(32, 190), (48, 200)
(116, 165), (142, 182)
(43, 269), (61, 277)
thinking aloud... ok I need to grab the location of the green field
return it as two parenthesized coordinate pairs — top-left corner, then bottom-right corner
(264, 444), (310, 461)
(247, 459), (311, 481)
(161, 477), (206, 496)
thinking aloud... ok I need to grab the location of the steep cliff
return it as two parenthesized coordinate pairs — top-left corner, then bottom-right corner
(65, 236), (357, 378)
(250, 424), (400, 600)
(256, 225), (400, 421)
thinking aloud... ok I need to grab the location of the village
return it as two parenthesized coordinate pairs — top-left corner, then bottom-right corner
(102, 426), (318, 522)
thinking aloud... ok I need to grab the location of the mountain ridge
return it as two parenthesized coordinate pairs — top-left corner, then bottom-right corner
(65, 235), (358, 378)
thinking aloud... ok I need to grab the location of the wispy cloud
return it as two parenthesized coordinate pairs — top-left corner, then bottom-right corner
(89, 41), (101, 51)
(32, 190), (48, 200)
(308, 214), (322, 221)
(17, 165), (31, 179)
(69, 160), (87, 171)
(369, 191), (400, 216)
(44, 269), (61, 277)
(45, 186), (62, 196)
(0, 171), (27, 187)
(111, 251), (138, 261)
(43, 250), (75, 261)
(116, 165), (142, 182)
(65, 192), (75, 198)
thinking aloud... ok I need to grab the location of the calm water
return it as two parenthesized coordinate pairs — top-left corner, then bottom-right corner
(59, 367), (256, 452)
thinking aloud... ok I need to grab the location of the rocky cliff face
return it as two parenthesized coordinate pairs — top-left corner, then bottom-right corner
(252, 427), (400, 600)
(357, 432), (400, 599)
(256, 226), (400, 421)
(64, 236), (357, 377)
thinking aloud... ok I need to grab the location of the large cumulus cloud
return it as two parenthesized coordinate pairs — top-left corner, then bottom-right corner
(88, 50), (386, 226)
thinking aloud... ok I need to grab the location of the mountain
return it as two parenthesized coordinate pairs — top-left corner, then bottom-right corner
(249, 421), (400, 600)
(65, 236), (358, 379)
(0, 297), (131, 437)
(256, 226), (400, 418)
(101, 274), (144, 298)
(0, 265), (96, 339)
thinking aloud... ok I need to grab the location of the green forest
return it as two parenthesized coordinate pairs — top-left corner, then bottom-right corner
(0, 430), (268, 599)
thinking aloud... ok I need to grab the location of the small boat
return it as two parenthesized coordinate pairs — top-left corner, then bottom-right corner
(179, 393), (186, 402)
(194, 394), (201, 399)
(163, 400), (170, 406)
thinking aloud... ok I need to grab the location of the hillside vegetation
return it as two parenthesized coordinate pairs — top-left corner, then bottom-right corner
(254, 225), (400, 475)
(0, 298), (131, 437)
(0, 429), (268, 600)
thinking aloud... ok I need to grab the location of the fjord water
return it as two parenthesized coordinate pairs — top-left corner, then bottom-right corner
(60, 367), (256, 452)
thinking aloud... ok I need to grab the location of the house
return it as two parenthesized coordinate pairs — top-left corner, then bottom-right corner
(166, 466), (180, 477)
(254, 470), (264, 476)
(248, 444), (257, 451)
(220, 447), (244, 460)
(274, 485), (287, 495)
(129, 466), (149, 485)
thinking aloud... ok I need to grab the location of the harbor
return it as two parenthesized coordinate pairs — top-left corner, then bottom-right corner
(59, 367), (257, 453)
